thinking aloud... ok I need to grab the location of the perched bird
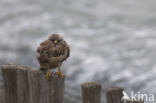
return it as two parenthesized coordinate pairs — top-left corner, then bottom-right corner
(37, 33), (70, 80)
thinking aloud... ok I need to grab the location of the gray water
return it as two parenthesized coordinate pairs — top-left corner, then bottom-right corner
(0, 0), (156, 103)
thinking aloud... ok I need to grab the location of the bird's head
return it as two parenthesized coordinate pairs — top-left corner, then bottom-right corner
(49, 33), (64, 45)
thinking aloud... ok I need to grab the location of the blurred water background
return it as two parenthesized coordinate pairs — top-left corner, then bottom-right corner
(0, 0), (156, 103)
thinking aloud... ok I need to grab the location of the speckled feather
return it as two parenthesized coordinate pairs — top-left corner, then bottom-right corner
(37, 34), (70, 69)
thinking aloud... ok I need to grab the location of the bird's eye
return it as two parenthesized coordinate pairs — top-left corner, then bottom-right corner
(53, 40), (58, 44)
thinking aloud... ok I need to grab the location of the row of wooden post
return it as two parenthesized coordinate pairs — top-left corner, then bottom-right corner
(2, 64), (144, 103)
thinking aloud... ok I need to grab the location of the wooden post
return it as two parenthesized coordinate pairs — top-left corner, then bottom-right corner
(2, 64), (29, 103)
(106, 87), (123, 103)
(82, 82), (101, 103)
(2, 64), (65, 103)
(28, 69), (65, 103)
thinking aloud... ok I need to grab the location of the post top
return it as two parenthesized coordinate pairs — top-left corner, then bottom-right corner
(2, 63), (28, 71)
(106, 87), (123, 92)
(82, 82), (101, 88)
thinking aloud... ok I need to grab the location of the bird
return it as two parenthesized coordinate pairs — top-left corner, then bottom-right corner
(37, 33), (70, 80)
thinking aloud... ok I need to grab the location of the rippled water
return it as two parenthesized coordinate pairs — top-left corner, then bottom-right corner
(0, 0), (156, 102)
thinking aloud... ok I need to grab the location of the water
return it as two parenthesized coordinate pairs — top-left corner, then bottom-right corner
(0, 0), (156, 102)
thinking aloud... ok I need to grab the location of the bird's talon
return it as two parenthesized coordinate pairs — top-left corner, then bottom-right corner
(56, 72), (62, 75)
(45, 71), (52, 80)
(56, 72), (65, 78)
(61, 74), (65, 78)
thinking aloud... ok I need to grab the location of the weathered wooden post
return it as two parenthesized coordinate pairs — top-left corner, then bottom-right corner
(28, 69), (65, 103)
(2, 64), (29, 103)
(82, 82), (101, 103)
(2, 64), (65, 103)
(106, 87), (123, 103)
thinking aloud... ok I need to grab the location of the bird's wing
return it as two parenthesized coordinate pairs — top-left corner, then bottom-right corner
(61, 41), (70, 61)
(37, 40), (49, 54)
(65, 42), (70, 59)
(37, 40), (50, 63)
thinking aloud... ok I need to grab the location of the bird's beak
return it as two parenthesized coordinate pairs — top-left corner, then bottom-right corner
(54, 40), (58, 44)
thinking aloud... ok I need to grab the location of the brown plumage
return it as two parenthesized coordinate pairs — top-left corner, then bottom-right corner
(37, 33), (70, 79)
